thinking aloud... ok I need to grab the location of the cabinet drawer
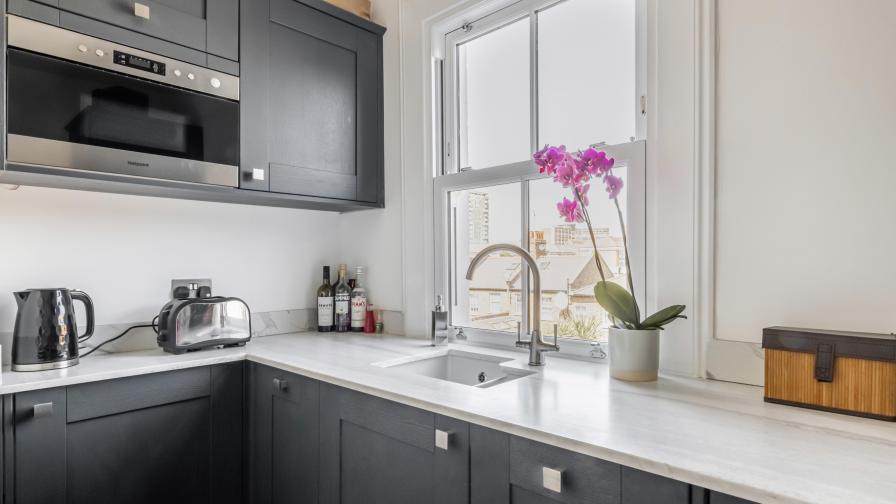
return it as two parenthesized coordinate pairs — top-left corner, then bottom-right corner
(67, 366), (210, 422)
(254, 362), (317, 404)
(58, 0), (208, 52)
(510, 436), (620, 504)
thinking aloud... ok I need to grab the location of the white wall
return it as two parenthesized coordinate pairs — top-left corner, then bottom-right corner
(714, 0), (896, 342)
(0, 2), (407, 335)
(0, 186), (341, 327)
(339, 0), (405, 314)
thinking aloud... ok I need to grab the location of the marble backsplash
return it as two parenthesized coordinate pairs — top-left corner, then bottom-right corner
(0, 308), (406, 366)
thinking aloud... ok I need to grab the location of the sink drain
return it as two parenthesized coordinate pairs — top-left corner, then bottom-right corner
(478, 372), (487, 383)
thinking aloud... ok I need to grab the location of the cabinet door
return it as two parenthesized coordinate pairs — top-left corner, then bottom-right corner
(53, 0), (239, 61)
(9, 364), (244, 504)
(320, 383), (469, 504)
(249, 363), (320, 504)
(241, 0), (384, 204)
(621, 467), (691, 504)
(12, 387), (67, 504)
(708, 490), (757, 504)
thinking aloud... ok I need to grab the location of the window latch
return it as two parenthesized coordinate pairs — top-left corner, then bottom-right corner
(462, 22), (473, 33)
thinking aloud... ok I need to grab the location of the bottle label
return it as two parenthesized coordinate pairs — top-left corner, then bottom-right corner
(335, 293), (350, 316)
(318, 297), (334, 326)
(351, 296), (367, 328)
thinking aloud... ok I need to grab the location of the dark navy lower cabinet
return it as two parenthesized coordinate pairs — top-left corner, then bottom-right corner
(4, 363), (245, 504)
(319, 382), (469, 504)
(249, 362), (320, 504)
(707, 490), (757, 504)
(1, 362), (758, 504)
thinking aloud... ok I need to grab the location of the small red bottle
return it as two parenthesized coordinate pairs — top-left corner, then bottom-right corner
(364, 304), (376, 333)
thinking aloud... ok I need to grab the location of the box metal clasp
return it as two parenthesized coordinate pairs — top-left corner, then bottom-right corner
(814, 343), (835, 382)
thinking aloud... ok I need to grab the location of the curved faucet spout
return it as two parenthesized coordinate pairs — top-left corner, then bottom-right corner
(465, 243), (557, 366)
(465, 244), (541, 331)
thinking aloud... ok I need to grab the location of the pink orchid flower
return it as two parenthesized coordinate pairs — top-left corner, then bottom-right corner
(604, 174), (624, 199)
(576, 183), (590, 206)
(533, 145), (568, 176)
(557, 197), (583, 223)
(553, 155), (585, 189)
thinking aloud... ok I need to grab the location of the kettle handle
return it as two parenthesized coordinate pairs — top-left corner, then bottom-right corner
(70, 290), (95, 343)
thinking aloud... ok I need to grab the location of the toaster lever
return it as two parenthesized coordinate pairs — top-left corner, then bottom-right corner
(273, 378), (289, 392)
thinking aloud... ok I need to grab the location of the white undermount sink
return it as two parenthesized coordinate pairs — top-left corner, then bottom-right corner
(373, 349), (534, 388)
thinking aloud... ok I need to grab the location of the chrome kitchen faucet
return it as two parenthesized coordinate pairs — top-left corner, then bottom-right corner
(465, 244), (559, 366)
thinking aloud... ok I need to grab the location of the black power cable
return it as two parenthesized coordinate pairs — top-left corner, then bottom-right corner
(79, 315), (160, 358)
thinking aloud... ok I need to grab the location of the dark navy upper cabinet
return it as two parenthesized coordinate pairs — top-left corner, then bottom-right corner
(241, 0), (385, 207)
(14, 0), (240, 68)
(5, 363), (245, 504)
(248, 362), (320, 504)
(319, 382), (469, 504)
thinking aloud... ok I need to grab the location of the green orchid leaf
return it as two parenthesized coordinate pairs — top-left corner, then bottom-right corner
(595, 281), (639, 327)
(640, 305), (686, 328)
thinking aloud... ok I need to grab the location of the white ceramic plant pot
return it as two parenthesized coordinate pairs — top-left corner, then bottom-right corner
(609, 328), (659, 382)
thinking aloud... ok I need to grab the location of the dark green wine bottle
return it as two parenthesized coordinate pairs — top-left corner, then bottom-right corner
(317, 266), (334, 332)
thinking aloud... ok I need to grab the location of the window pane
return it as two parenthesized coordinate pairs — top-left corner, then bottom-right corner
(457, 18), (531, 170)
(528, 167), (629, 342)
(450, 182), (522, 331)
(537, 0), (636, 148)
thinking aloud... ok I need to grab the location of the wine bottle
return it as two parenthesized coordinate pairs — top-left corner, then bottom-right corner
(317, 266), (334, 332)
(350, 266), (368, 332)
(334, 264), (351, 333)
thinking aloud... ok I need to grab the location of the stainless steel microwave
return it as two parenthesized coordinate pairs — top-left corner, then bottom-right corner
(5, 15), (240, 187)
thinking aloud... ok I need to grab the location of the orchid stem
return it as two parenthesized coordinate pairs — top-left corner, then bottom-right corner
(613, 196), (640, 322)
(573, 188), (607, 283)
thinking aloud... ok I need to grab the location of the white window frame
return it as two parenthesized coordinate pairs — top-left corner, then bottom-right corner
(433, 0), (648, 359)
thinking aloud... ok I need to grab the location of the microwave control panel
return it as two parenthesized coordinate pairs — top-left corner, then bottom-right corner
(113, 51), (165, 76)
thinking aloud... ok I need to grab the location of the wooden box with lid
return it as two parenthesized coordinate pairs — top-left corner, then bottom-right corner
(762, 327), (896, 420)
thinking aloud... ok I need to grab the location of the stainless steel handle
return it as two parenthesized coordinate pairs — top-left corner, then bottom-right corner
(273, 378), (289, 392)
(435, 429), (451, 450)
(134, 2), (150, 19)
(542, 466), (562, 493)
(33, 402), (54, 418)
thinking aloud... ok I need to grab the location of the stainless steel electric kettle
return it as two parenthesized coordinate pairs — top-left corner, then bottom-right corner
(12, 288), (94, 371)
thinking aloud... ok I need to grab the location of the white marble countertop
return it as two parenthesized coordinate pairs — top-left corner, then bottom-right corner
(2, 332), (894, 504)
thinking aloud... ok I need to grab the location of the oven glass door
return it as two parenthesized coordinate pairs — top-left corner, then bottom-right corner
(6, 48), (239, 186)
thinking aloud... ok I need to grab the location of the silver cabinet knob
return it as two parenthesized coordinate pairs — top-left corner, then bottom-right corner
(542, 466), (562, 493)
(210, 77), (221, 89)
(435, 429), (451, 450)
(173, 69), (182, 77)
(134, 2), (150, 19)
(33, 402), (54, 418)
(95, 49), (105, 57)
(187, 73), (195, 81)
(273, 378), (288, 392)
(77, 44), (88, 53)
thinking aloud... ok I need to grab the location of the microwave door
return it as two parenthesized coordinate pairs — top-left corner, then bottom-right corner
(5, 47), (239, 187)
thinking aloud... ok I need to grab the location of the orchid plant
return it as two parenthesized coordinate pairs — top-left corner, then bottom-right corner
(533, 145), (686, 331)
